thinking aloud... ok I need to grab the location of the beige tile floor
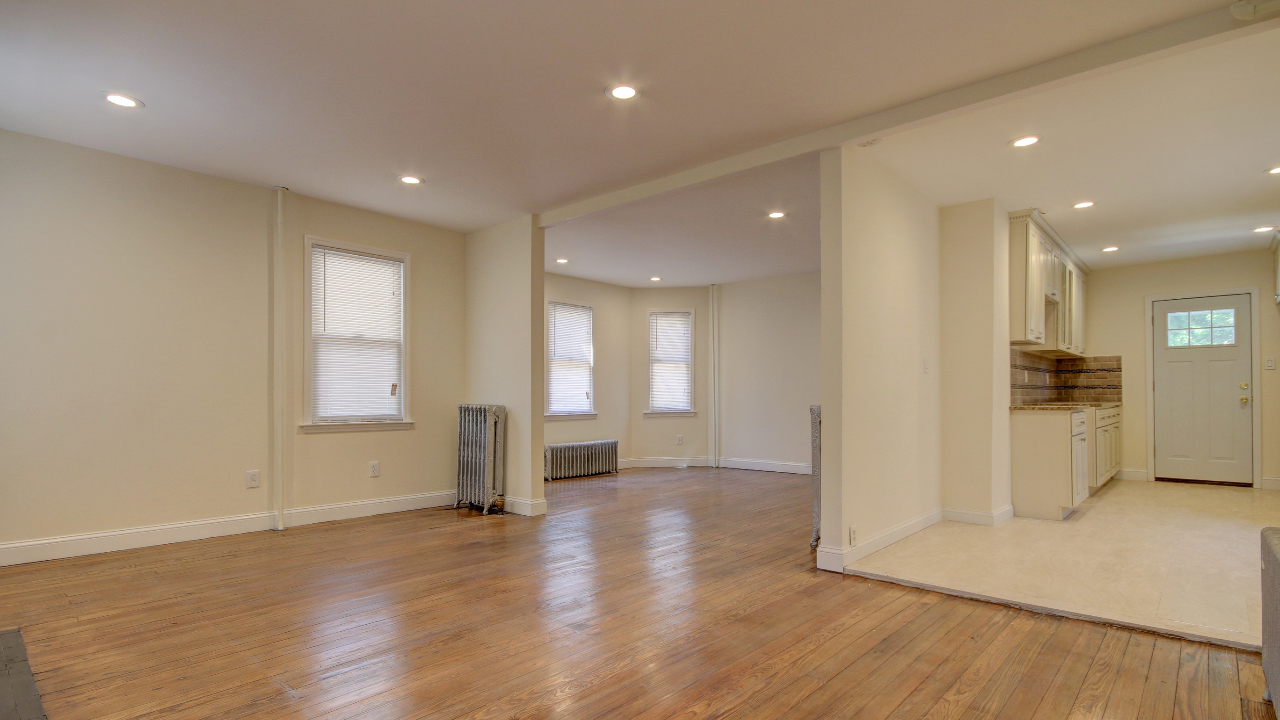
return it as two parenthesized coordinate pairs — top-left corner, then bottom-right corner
(847, 479), (1280, 648)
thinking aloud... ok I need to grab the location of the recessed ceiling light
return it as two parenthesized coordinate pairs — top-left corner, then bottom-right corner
(1269, 167), (1280, 175)
(650, 277), (661, 282)
(768, 212), (785, 219)
(610, 86), (637, 100)
(400, 176), (422, 184)
(1255, 226), (1276, 233)
(1073, 201), (1094, 209)
(1102, 247), (1119, 252)
(556, 258), (568, 264)
(105, 93), (142, 108)
(1011, 136), (1039, 147)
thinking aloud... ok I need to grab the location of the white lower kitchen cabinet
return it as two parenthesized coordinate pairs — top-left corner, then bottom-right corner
(1011, 409), (1091, 520)
(1090, 406), (1122, 487)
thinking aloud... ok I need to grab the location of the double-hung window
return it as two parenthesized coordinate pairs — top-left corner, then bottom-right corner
(309, 241), (406, 424)
(649, 311), (693, 412)
(547, 301), (594, 415)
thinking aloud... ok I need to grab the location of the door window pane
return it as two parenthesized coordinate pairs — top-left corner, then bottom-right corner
(1166, 308), (1237, 347)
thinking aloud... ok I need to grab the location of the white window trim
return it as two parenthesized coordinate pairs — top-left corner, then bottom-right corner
(647, 307), (696, 415)
(302, 235), (412, 431)
(545, 298), (596, 418)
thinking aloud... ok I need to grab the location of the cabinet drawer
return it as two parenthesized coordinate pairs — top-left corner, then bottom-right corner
(1097, 407), (1121, 427)
(1071, 411), (1087, 436)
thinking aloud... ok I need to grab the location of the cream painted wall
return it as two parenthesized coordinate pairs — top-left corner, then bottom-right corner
(939, 199), (1012, 518)
(285, 193), (467, 510)
(0, 129), (274, 543)
(0, 129), (470, 553)
(466, 216), (546, 514)
(839, 149), (942, 546)
(543, 273), (632, 457)
(1085, 249), (1279, 478)
(718, 273), (820, 468)
(629, 286), (712, 463)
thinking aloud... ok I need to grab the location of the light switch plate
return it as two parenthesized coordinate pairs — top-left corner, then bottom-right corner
(1267, 357), (1276, 370)
(369, 461), (380, 478)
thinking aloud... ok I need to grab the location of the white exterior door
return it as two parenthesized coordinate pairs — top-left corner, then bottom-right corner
(1153, 294), (1253, 484)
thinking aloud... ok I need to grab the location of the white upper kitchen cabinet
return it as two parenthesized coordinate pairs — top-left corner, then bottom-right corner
(1010, 212), (1046, 345)
(1010, 209), (1089, 357)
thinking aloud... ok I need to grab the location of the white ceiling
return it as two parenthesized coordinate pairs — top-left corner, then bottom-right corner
(546, 153), (818, 287)
(0, 0), (1228, 232)
(865, 26), (1280, 269)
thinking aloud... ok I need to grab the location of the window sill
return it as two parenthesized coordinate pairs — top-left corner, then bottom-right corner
(644, 411), (697, 418)
(545, 413), (598, 421)
(299, 421), (415, 434)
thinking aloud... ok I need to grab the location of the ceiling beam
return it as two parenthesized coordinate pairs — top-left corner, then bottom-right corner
(539, 8), (1278, 228)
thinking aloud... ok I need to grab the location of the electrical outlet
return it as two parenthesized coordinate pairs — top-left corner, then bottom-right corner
(676, 435), (684, 445)
(849, 526), (857, 545)
(369, 461), (380, 478)
(245, 470), (260, 489)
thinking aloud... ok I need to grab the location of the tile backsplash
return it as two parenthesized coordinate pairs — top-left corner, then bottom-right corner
(1011, 349), (1122, 405)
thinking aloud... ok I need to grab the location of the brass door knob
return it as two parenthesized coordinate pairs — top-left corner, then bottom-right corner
(1241, 396), (1251, 403)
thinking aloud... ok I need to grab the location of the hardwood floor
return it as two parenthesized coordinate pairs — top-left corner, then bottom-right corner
(0, 467), (1270, 719)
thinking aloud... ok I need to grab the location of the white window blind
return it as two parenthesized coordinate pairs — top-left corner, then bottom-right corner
(649, 311), (692, 412)
(310, 245), (405, 423)
(547, 302), (594, 415)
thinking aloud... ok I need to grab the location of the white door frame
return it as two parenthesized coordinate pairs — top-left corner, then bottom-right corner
(1144, 287), (1262, 487)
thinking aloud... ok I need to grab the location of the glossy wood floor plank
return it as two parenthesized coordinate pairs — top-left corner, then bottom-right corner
(0, 468), (1270, 720)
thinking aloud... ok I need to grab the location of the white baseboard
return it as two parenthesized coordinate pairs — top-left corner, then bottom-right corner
(942, 504), (1014, 526)
(0, 512), (275, 567)
(505, 496), (548, 517)
(1116, 468), (1148, 481)
(816, 543), (850, 573)
(844, 508), (943, 566)
(1261, 477), (1280, 491)
(618, 456), (712, 469)
(285, 490), (456, 527)
(0, 490), (458, 567)
(718, 458), (812, 475)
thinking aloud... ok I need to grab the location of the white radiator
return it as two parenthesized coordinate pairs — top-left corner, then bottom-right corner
(545, 440), (618, 480)
(456, 404), (506, 514)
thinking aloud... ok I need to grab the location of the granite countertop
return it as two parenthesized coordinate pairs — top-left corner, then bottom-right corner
(1010, 402), (1122, 411)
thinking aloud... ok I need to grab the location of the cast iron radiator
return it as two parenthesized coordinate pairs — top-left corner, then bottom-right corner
(1263, 528), (1280, 701)
(456, 404), (506, 514)
(811, 405), (821, 549)
(545, 440), (618, 480)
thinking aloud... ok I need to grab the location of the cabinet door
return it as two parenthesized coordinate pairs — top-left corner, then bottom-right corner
(1027, 225), (1045, 342)
(1096, 427), (1108, 483)
(1072, 434), (1090, 506)
(1072, 271), (1086, 355)
(1110, 427), (1121, 475)
(1060, 264), (1075, 351)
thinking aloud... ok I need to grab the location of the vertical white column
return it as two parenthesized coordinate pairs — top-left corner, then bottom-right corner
(466, 215), (547, 516)
(816, 147), (849, 572)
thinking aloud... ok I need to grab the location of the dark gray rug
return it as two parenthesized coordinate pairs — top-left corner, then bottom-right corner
(0, 629), (45, 720)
